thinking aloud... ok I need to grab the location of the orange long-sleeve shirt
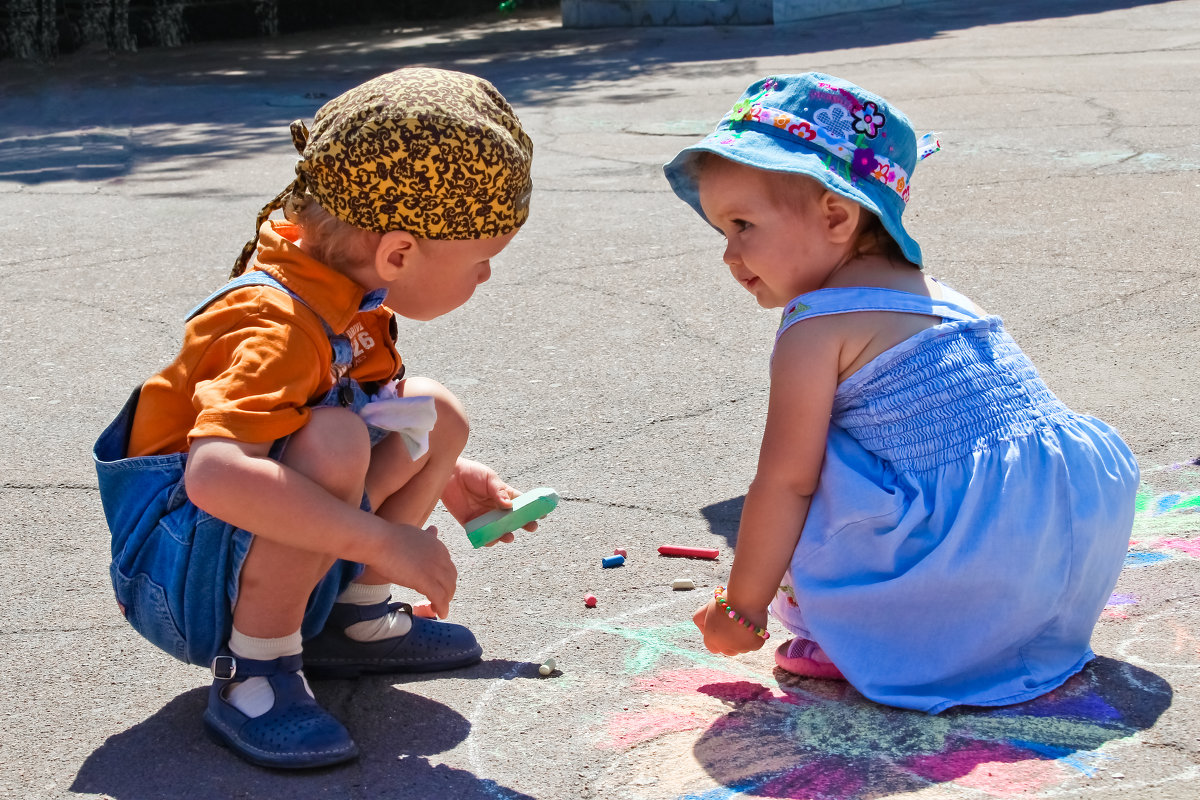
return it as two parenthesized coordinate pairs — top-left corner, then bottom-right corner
(128, 221), (402, 456)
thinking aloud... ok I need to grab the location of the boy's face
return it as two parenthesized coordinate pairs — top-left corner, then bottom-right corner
(384, 231), (518, 321)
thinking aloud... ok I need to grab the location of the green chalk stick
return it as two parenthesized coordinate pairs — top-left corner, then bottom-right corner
(465, 487), (559, 548)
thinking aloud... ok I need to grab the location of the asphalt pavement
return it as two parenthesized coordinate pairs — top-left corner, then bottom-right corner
(1, 1), (1198, 798)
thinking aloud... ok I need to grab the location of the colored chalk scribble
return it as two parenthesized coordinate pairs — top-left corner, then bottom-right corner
(587, 621), (1170, 799)
(1102, 592), (1138, 620)
(1123, 464), (1200, 568)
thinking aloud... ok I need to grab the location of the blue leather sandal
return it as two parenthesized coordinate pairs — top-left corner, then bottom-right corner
(203, 653), (359, 769)
(302, 600), (483, 679)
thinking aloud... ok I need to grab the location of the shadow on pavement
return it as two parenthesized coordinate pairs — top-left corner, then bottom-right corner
(70, 666), (537, 799)
(0, 0), (1178, 186)
(690, 655), (1170, 798)
(701, 494), (745, 547)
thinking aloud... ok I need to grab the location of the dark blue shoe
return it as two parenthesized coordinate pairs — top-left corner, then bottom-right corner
(303, 601), (483, 679)
(203, 653), (358, 769)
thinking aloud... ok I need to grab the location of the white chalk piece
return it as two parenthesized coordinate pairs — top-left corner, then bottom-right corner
(538, 657), (557, 676)
(672, 578), (696, 590)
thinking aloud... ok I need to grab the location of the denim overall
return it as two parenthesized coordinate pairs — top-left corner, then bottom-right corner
(93, 271), (392, 667)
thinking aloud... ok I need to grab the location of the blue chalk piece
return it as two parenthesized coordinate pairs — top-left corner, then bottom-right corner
(602, 554), (625, 568)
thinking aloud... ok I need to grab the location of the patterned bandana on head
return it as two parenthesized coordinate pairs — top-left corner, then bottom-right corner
(232, 67), (534, 277)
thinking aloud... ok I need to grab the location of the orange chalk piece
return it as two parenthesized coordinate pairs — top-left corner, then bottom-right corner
(658, 545), (719, 559)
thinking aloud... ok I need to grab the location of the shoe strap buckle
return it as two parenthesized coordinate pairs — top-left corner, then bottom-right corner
(211, 655), (237, 681)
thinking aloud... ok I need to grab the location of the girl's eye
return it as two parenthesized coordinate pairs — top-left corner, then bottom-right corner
(733, 219), (750, 231)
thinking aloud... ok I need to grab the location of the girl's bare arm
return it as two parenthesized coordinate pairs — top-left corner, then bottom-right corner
(695, 321), (839, 654)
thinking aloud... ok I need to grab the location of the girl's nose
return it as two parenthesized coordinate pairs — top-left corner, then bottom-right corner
(723, 241), (740, 268)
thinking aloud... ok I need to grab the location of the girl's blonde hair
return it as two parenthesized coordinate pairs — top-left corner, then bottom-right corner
(846, 209), (908, 265)
(757, 164), (909, 266)
(283, 195), (384, 275)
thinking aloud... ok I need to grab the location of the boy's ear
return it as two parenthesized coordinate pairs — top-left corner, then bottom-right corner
(820, 191), (862, 244)
(375, 230), (418, 279)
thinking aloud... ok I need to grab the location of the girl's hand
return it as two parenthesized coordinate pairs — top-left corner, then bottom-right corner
(693, 598), (768, 656)
(440, 457), (537, 545)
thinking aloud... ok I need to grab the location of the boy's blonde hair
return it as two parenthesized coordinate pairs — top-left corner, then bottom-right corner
(284, 196), (382, 275)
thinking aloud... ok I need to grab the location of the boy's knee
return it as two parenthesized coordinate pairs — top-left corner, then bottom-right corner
(284, 406), (372, 496)
(401, 376), (469, 457)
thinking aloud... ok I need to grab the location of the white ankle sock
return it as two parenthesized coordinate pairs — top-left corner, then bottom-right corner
(225, 628), (309, 719)
(336, 582), (393, 606)
(336, 582), (413, 641)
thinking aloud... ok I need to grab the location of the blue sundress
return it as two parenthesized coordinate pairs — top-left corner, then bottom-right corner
(767, 283), (1138, 714)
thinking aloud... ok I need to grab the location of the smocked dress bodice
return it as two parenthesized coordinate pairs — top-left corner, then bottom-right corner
(778, 286), (1072, 473)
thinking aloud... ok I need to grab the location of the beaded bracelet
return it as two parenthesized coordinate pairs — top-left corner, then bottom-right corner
(713, 585), (770, 640)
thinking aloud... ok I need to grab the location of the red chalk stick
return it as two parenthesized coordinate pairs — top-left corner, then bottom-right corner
(658, 545), (719, 559)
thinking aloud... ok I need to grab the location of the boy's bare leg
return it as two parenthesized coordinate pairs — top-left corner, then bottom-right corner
(357, 376), (468, 585)
(299, 378), (482, 674)
(232, 406), (372, 638)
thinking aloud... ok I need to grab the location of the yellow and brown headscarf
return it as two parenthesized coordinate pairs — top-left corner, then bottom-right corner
(233, 67), (534, 276)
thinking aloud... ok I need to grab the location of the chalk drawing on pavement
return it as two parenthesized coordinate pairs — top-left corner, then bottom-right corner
(1123, 463), (1200, 568)
(467, 607), (1182, 800)
(465, 464), (1198, 799)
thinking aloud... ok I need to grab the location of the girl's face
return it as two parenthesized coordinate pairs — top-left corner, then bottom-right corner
(697, 159), (843, 309)
(383, 231), (517, 321)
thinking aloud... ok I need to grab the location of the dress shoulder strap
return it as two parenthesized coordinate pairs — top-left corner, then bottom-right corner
(776, 283), (983, 341)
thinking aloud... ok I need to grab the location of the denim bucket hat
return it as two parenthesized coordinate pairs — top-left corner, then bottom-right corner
(664, 73), (939, 267)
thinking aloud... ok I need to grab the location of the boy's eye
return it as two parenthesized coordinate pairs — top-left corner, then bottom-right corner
(732, 218), (750, 231)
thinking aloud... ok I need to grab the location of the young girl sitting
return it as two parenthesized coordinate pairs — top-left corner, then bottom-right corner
(664, 72), (1138, 714)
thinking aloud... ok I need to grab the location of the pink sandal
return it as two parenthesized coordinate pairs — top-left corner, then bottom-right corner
(774, 638), (845, 680)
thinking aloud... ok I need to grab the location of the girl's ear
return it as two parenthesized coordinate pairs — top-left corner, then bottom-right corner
(375, 230), (417, 280)
(819, 191), (863, 245)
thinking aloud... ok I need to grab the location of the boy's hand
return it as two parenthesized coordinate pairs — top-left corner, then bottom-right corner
(693, 598), (768, 656)
(370, 524), (458, 619)
(440, 457), (537, 545)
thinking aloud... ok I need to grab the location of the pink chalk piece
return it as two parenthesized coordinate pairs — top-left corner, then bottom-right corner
(585, 594), (598, 608)
(658, 545), (720, 559)
(412, 602), (438, 619)
(614, 548), (628, 557)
